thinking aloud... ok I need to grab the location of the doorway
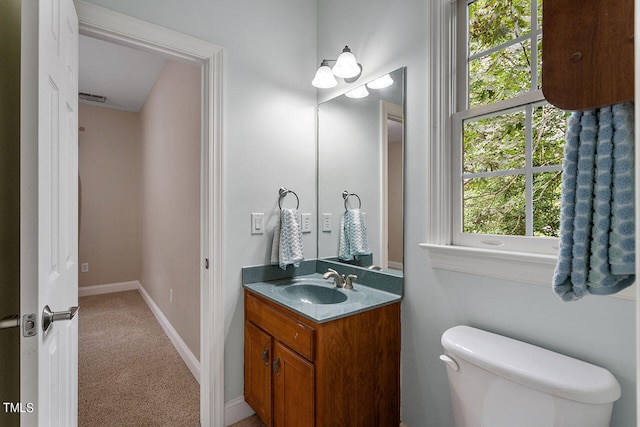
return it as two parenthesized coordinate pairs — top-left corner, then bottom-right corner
(76, 2), (224, 425)
(77, 33), (202, 424)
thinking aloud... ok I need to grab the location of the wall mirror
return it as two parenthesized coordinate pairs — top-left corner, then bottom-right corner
(317, 66), (405, 276)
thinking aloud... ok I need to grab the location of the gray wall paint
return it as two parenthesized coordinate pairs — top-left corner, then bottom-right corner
(318, 0), (636, 426)
(0, 0), (21, 426)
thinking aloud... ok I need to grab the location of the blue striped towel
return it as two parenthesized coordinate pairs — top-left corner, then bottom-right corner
(553, 102), (635, 301)
(338, 208), (371, 261)
(270, 208), (304, 270)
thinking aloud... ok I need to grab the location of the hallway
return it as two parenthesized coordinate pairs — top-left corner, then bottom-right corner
(79, 291), (199, 426)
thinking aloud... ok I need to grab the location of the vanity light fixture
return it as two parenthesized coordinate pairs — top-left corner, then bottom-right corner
(312, 45), (363, 88)
(311, 60), (338, 88)
(344, 85), (369, 99)
(366, 73), (394, 89)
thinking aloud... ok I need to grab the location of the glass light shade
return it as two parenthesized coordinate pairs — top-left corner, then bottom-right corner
(345, 85), (369, 99)
(366, 74), (394, 89)
(312, 64), (338, 88)
(332, 48), (360, 79)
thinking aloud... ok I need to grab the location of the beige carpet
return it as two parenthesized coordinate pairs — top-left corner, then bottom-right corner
(79, 290), (199, 426)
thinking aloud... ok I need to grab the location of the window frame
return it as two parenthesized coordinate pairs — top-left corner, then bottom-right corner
(452, 0), (559, 255)
(421, 0), (635, 300)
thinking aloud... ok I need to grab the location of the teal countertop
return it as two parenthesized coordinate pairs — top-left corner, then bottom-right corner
(244, 272), (401, 323)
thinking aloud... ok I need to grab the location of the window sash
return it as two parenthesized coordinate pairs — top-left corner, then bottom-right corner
(460, 0), (542, 111)
(452, 93), (560, 254)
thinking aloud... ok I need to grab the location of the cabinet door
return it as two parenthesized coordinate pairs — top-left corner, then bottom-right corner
(245, 321), (273, 426)
(273, 341), (315, 427)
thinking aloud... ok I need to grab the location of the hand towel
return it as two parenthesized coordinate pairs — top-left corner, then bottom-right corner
(270, 208), (304, 270)
(553, 102), (635, 301)
(338, 208), (371, 261)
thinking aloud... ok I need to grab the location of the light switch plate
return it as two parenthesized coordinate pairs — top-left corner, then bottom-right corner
(301, 213), (311, 233)
(251, 213), (264, 235)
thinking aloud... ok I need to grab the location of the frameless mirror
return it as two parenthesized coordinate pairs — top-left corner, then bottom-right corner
(317, 67), (405, 276)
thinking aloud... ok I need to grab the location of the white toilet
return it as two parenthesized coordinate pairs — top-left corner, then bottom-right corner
(441, 325), (621, 427)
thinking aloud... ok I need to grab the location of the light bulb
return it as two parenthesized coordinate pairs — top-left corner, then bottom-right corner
(345, 85), (369, 99)
(312, 62), (338, 88)
(366, 74), (394, 89)
(332, 46), (360, 79)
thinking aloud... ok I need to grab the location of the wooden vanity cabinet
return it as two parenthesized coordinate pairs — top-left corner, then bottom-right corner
(244, 289), (400, 427)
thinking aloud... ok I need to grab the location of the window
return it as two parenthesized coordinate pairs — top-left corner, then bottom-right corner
(452, 0), (568, 254)
(422, 0), (635, 296)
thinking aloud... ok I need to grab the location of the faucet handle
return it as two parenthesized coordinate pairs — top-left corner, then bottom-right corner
(322, 268), (339, 279)
(344, 274), (357, 289)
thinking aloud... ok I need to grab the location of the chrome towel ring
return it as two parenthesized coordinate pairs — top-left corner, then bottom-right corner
(342, 190), (362, 211)
(278, 187), (300, 209)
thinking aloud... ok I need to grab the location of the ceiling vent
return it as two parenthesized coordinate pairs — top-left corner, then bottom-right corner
(79, 92), (107, 103)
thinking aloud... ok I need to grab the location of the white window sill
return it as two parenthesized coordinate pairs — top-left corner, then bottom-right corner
(419, 243), (635, 301)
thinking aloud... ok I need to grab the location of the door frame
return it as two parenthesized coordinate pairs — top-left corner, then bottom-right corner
(379, 100), (403, 270)
(74, 2), (224, 426)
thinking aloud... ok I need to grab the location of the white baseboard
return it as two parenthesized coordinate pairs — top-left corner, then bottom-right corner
(137, 284), (201, 384)
(224, 396), (255, 426)
(78, 280), (139, 297)
(388, 261), (404, 271)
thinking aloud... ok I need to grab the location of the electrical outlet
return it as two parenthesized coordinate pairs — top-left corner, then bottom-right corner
(301, 213), (311, 233)
(322, 213), (332, 232)
(81, 263), (89, 273)
(170, 288), (173, 303)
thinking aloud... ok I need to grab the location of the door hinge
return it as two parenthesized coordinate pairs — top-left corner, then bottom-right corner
(23, 314), (37, 337)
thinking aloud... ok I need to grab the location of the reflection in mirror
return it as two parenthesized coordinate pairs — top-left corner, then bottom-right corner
(317, 67), (405, 276)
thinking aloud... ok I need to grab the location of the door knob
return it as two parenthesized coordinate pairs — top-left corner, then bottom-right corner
(42, 305), (78, 333)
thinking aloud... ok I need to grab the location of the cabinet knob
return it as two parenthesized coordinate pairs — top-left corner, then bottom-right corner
(261, 348), (269, 366)
(272, 357), (281, 376)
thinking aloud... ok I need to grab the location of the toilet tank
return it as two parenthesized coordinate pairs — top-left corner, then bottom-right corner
(441, 326), (621, 427)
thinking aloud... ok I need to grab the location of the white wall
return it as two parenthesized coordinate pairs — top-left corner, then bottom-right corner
(82, 0), (318, 401)
(318, 1), (636, 426)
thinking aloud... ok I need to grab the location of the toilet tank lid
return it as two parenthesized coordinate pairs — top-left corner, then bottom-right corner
(441, 326), (621, 404)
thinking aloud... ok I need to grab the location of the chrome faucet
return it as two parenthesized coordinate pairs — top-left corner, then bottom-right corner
(322, 268), (357, 289)
(323, 268), (344, 288)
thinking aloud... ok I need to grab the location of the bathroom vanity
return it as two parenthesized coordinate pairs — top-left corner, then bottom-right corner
(243, 272), (401, 427)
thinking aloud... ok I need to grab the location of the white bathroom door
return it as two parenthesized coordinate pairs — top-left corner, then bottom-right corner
(20, 0), (79, 426)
